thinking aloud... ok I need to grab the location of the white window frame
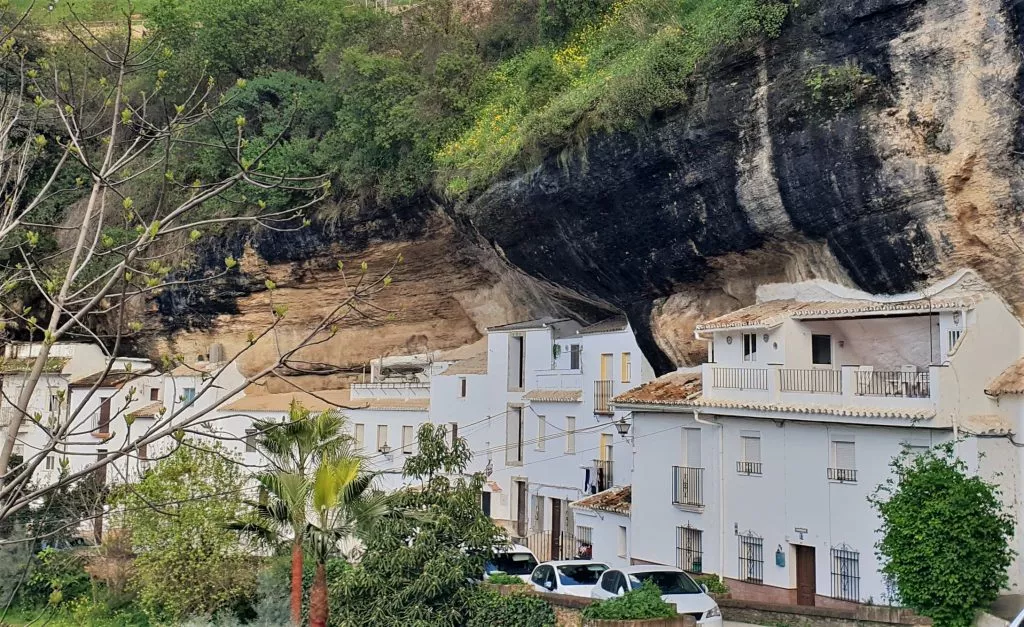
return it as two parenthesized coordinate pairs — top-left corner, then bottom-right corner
(740, 431), (761, 463)
(565, 416), (576, 454)
(617, 525), (628, 558)
(536, 414), (546, 451)
(402, 425), (414, 454)
(742, 333), (757, 362)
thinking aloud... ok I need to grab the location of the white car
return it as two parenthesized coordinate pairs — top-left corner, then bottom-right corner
(591, 565), (723, 627)
(484, 544), (540, 583)
(530, 560), (610, 597)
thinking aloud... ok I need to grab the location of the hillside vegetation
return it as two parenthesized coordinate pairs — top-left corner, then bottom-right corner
(10, 0), (791, 212)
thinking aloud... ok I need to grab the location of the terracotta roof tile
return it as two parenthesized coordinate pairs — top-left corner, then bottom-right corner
(356, 398), (430, 411)
(524, 389), (582, 403)
(571, 485), (631, 515)
(613, 372), (702, 405)
(0, 357), (69, 374)
(441, 353), (488, 375)
(695, 296), (980, 332)
(71, 370), (149, 389)
(577, 316), (628, 335)
(129, 402), (164, 418)
(222, 389), (354, 412)
(986, 358), (1024, 396)
(963, 414), (1013, 436)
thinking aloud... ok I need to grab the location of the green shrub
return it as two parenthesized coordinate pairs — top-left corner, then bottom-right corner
(23, 548), (91, 608)
(692, 574), (728, 595)
(465, 587), (556, 627)
(487, 572), (528, 585)
(582, 580), (676, 620)
(804, 61), (877, 113)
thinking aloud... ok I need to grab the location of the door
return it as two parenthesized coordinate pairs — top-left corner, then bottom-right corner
(515, 480), (528, 537)
(796, 545), (816, 606)
(481, 491), (491, 517)
(550, 499), (562, 559)
(599, 434), (611, 462)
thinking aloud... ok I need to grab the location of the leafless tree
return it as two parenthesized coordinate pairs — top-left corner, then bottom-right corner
(0, 7), (398, 521)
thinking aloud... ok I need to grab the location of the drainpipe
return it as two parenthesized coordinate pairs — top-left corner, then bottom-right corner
(693, 409), (725, 584)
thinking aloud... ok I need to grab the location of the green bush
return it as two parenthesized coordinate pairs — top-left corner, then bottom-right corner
(23, 548), (91, 608)
(871, 443), (1015, 627)
(692, 574), (728, 595)
(804, 61), (877, 113)
(487, 572), (528, 585)
(465, 587), (555, 627)
(581, 581), (676, 620)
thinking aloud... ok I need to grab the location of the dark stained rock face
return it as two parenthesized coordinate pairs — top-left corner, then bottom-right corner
(460, 0), (1024, 372)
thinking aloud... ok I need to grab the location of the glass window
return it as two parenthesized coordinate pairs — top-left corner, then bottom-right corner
(601, 571), (622, 593)
(621, 353), (631, 383)
(629, 571), (702, 595)
(557, 563), (608, 586)
(812, 334), (832, 365)
(617, 525), (627, 557)
(743, 333), (757, 362)
(377, 425), (388, 451)
(536, 415), (546, 451)
(354, 424), (365, 449)
(245, 428), (256, 452)
(402, 425), (414, 454)
(566, 417), (576, 454)
(486, 552), (538, 576)
(182, 387), (196, 402)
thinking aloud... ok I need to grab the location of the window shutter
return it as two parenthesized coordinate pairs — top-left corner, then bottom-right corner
(834, 441), (856, 470)
(536, 415), (546, 451)
(506, 408), (523, 463)
(685, 428), (701, 467)
(742, 435), (761, 463)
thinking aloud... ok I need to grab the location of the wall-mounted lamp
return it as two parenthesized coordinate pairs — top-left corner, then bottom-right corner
(614, 417), (632, 442)
(378, 443), (393, 459)
(775, 546), (786, 567)
(725, 336), (733, 345)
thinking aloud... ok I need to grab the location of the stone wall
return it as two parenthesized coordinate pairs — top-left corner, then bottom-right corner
(718, 598), (931, 627)
(490, 585), (696, 627)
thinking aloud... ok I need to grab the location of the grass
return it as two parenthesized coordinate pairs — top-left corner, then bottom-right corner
(436, 0), (790, 196)
(4, 0), (159, 24)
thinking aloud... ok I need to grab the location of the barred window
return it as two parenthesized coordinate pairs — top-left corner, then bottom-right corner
(676, 526), (703, 573)
(738, 532), (763, 583)
(576, 525), (593, 546)
(831, 545), (860, 602)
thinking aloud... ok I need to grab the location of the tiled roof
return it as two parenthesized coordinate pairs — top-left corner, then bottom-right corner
(0, 357), (69, 374)
(523, 389), (582, 403)
(70, 370), (148, 388)
(441, 353), (488, 375)
(571, 485), (631, 515)
(986, 358), (1024, 396)
(355, 398), (430, 411)
(578, 316), (628, 335)
(487, 317), (570, 332)
(686, 397), (933, 420)
(695, 296), (980, 332)
(129, 402), (164, 418)
(223, 389), (354, 412)
(613, 372), (702, 406)
(963, 414), (1013, 436)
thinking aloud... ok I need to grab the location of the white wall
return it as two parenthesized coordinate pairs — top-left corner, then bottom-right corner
(628, 408), (952, 603)
(573, 507), (630, 568)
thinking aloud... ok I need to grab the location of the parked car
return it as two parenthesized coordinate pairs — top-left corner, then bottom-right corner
(591, 565), (723, 627)
(530, 560), (609, 597)
(484, 544), (540, 582)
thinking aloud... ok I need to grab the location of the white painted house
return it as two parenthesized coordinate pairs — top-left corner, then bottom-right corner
(606, 270), (1024, 608)
(431, 316), (653, 560)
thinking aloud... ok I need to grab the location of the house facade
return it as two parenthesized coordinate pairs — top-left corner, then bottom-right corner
(604, 271), (1024, 607)
(430, 316), (652, 560)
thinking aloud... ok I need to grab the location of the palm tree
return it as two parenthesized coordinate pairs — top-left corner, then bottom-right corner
(306, 457), (394, 627)
(243, 401), (353, 626)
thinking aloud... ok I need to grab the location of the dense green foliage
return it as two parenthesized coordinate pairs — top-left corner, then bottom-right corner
(330, 424), (507, 627)
(581, 580), (676, 620)
(692, 573), (728, 595)
(485, 572), (527, 585)
(108, 444), (255, 622)
(804, 61), (877, 114)
(465, 587), (555, 627)
(871, 443), (1015, 627)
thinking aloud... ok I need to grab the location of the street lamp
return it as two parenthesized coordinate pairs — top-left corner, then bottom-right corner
(378, 443), (393, 458)
(614, 417), (632, 441)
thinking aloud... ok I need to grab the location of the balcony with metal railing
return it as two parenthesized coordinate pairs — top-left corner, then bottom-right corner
(672, 466), (704, 508)
(701, 362), (938, 415)
(350, 381), (430, 399)
(594, 380), (613, 414)
(593, 459), (613, 492)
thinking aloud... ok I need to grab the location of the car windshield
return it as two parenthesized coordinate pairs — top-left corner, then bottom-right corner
(630, 571), (702, 595)
(557, 563), (607, 586)
(486, 553), (538, 576)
